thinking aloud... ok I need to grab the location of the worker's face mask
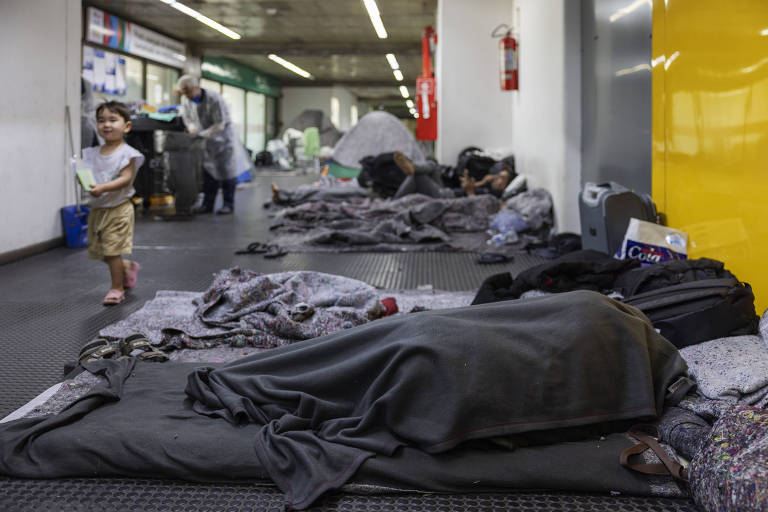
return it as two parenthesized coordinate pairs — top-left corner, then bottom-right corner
(191, 93), (202, 104)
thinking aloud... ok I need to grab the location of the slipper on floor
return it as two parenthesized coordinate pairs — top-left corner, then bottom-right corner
(103, 289), (125, 306)
(235, 242), (269, 255)
(78, 337), (116, 364)
(119, 333), (168, 362)
(263, 245), (287, 259)
(123, 261), (141, 289)
(476, 253), (515, 265)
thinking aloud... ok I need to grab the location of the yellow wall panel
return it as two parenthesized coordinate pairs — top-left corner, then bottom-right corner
(652, 0), (768, 314)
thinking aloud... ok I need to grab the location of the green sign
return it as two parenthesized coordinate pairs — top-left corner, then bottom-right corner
(202, 57), (281, 97)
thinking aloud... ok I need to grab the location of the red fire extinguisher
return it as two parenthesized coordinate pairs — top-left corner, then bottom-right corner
(493, 24), (518, 91)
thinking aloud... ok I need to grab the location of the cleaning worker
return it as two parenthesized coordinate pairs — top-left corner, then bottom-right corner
(176, 74), (240, 215)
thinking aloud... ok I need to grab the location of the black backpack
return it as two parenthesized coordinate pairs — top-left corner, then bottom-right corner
(358, 153), (406, 198)
(617, 259), (760, 348)
(442, 147), (498, 188)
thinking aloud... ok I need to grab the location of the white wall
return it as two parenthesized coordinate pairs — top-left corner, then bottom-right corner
(0, 0), (82, 254)
(331, 85), (357, 131)
(436, 0), (516, 165)
(281, 86), (359, 132)
(510, 0), (582, 233)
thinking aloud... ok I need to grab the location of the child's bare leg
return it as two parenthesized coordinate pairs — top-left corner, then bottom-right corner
(105, 255), (125, 292)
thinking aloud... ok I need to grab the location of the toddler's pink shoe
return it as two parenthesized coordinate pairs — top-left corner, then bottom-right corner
(103, 289), (125, 306)
(123, 261), (141, 289)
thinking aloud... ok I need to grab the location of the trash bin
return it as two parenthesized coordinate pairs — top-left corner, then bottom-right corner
(60, 205), (90, 248)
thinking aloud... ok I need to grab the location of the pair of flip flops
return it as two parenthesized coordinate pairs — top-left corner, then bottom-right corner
(235, 242), (287, 258)
(78, 334), (168, 365)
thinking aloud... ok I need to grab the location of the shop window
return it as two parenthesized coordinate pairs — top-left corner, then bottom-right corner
(246, 91), (266, 153)
(146, 63), (180, 110)
(222, 84), (246, 142)
(83, 46), (143, 103)
(200, 78), (222, 94)
(265, 96), (278, 141)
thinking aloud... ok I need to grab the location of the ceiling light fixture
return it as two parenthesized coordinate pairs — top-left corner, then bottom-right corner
(158, 0), (241, 39)
(393, 69), (404, 81)
(399, 85), (409, 99)
(406, 99), (414, 109)
(362, 0), (388, 39)
(268, 54), (314, 79)
(385, 53), (399, 70)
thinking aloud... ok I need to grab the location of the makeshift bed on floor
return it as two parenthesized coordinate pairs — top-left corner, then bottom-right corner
(1, 292), (691, 510)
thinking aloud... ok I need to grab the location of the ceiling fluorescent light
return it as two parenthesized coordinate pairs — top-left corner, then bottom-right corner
(362, 0), (388, 38)
(393, 69), (404, 81)
(399, 85), (409, 99)
(159, 1), (241, 39)
(268, 54), (313, 79)
(385, 53), (399, 69)
(406, 99), (414, 109)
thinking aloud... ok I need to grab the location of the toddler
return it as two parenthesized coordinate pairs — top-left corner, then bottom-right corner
(82, 101), (144, 305)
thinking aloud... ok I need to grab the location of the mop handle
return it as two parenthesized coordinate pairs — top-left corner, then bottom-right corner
(65, 105), (81, 211)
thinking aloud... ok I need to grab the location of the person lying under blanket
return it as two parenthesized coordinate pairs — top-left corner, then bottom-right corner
(391, 151), (513, 200)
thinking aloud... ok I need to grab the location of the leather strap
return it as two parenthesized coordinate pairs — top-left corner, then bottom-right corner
(619, 424), (688, 481)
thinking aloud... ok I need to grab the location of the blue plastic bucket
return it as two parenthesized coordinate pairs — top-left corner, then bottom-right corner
(60, 205), (90, 248)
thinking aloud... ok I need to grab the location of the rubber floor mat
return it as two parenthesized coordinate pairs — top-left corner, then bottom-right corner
(0, 478), (698, 512)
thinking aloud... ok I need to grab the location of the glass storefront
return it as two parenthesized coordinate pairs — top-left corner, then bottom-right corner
(221, 84), (246, 143)
(145, 63), (179, 110)
(200, 78), (221, 94)
(246, 91), (266, 153)
(83, 44), (180, 110)
(266, 96), (278, 142)
(83, 46), (143, 104)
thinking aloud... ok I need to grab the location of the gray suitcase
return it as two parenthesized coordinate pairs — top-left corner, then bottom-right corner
(579, 181), (657, 255)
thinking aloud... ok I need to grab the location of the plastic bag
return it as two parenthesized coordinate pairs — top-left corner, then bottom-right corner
(616, 218), (688, 264)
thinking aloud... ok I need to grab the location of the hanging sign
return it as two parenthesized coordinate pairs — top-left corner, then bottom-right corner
(86, 7), (187, 69)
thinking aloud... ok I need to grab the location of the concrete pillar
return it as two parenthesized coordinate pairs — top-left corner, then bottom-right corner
(510, 0), (582, 233)
(0, 0), (82, 253)
(435, 0), (516, 166)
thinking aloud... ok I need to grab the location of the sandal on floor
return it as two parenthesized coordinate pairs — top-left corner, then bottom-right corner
(263, 245), (287, 259)
(235, 242), (269, 255)
(78, 337), (117, 364)
(476, 252), (514, 265)
(119, 333), (169, 362)
(103, 289), (125, 306)
(123, 261), (141, 289)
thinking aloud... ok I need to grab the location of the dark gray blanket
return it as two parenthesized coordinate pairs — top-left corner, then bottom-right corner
(185, 291), (687, 508)
(0, 293), (686, 508)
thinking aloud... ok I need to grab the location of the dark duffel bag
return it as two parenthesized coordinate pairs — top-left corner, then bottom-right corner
(613, 257), (735, 297)
(622, 277), (760, 348)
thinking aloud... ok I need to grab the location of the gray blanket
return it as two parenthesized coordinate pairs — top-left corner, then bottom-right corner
(186, 291), (687, 509)
(268, 193), (500, 252)
(100, 270), (474, 351)
(101, 268), (383, 349)
(679, 312), (768, 408)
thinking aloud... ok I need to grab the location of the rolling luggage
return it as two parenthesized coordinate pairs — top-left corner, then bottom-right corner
(579, 181), (656, 256)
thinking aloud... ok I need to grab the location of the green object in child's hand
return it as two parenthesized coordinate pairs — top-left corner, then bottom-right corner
(76, 168), (96, 190)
